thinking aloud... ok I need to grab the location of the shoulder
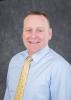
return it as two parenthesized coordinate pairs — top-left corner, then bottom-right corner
(49, 48), (71, 78)
(9, 50), (27, 66)
(6, 50), (27, 80)
(48, 48), (71, 73)
(50, 48), (70, 65)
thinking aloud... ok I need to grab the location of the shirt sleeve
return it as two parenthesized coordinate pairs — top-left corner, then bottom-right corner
(50, 60), (71, 100)
(4, 71), (10, 100)
(4, 86), (10, 100)
(3, 59), (12, 100)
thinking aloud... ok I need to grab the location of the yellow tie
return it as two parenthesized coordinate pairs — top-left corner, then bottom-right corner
(14, 55), (32, 100)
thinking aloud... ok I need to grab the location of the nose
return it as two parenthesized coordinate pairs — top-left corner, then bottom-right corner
(31, 31), (37, 38)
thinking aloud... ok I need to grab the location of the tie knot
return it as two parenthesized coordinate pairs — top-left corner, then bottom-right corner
(26, 55), (32, 62)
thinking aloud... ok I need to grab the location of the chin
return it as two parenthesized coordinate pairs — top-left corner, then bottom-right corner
(28, 48), (39, 54)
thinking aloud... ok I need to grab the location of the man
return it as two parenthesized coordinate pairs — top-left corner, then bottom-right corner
(4, 11), (71, 100)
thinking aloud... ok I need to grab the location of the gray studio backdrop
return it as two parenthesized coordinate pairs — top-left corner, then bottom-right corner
(0, 0), (71, 99)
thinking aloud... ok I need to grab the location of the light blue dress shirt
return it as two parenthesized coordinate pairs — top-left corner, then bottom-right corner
(4, 45), (71, 100)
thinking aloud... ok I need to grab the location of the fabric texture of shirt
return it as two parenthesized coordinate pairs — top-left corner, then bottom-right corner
(4, 45), (71, 100)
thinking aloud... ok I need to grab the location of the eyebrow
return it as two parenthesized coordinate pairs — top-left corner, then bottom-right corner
(24, 26), (45, 29)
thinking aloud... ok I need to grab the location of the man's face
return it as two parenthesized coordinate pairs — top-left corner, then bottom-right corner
(23, 15), (52, 54)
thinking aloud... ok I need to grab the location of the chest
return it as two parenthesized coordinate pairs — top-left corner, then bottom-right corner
(8, 60), (52, 100)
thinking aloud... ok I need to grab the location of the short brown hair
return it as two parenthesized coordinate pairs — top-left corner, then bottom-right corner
(24, 10), (51, 27)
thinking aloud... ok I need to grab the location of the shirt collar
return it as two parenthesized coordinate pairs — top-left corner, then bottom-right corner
(32, 45), (50, 63)
(25, 45), (50, 63)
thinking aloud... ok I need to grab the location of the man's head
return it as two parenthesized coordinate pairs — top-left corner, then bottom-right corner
(22, 11), (52, 55)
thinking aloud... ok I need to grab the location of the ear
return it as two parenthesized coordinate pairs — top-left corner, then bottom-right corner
(49, 28), (52, 40)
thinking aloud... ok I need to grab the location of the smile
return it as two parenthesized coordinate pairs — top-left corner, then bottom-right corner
(29, 41), (40, 44)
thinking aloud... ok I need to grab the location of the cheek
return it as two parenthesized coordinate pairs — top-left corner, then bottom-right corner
(23, 33), (28, 41)
(37, 34), (44, 40)
(42, 34), (50, 44)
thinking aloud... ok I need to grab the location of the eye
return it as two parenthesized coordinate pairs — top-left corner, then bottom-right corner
(26, 29), (32, 32)
(37, 29), (44, 33)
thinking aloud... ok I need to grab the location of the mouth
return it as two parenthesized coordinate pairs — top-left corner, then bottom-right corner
(28, 41), (40, 44)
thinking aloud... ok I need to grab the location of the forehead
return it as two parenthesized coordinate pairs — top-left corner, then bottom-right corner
(24, 15), (50, 26)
